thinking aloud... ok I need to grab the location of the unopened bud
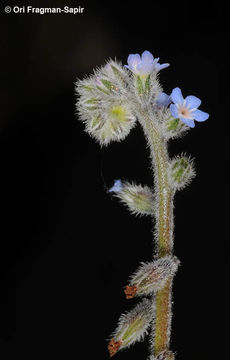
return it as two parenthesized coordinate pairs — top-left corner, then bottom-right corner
(124, 285), (137, 299)
(108, 299), (153, 356)
(76, 60), (136, 146)
(164, 116), (188, 139)
(169, 155), (195, 190)
(109, 180), (154, 216)
(125, 256), (179, 298)
(108, 338), (122, 357)
(110, 64), (129, 86)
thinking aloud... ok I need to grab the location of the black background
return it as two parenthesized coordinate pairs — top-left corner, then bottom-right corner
(0, 0), (229, 358)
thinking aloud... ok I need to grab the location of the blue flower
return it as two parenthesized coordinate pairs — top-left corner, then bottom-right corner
(156, 92), (171, 107)
(169, 87), (209, 128)
(109, 179), (123, 193)
(125, 51), (169, 76)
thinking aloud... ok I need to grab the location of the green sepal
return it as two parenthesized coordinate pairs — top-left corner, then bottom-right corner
(166, 116), (186, 134)
(144, 75), (151, 93)
(86, 106), (98, 111)
(111, 65), (127, 85)
(172, 158), (189, 182)
(136, 76), (144, 95)
(101, 79), (114, 91)
(85, 98), (98, 104)
(90, 116), (104, 130)
(82, 84), (94, 92)
(169, 156), (195, 190)
(96, 85), (110, 94)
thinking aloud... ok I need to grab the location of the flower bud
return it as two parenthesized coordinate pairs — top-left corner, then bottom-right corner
(163, 115), (189, 139)
(125, 256), (179, 298)
(76, 60), (136, 146)
(108, 299), (153, 356)
(168, 155), (195, 190)
(101, 60), (130, 89)
(78, 98), (136, 146)
(109, 180), (154, 216)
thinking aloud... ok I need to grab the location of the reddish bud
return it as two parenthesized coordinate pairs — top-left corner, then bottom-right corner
(124, 285), (137, 299)
(108, 338), (122, 357)
(127, 256), (179, 297)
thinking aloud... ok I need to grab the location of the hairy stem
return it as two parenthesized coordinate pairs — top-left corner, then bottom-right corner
(138, 110), (174, 356)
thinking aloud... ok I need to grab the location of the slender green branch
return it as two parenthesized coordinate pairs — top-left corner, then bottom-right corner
(137, 111), (174, 355)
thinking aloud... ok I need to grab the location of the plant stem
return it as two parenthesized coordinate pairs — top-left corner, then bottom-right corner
(138, 110), (174, 356)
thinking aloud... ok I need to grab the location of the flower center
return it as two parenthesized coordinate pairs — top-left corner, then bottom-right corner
(178, 106), (191, 119)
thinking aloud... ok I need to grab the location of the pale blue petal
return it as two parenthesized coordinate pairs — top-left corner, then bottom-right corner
(109, 179), (123, 193)
(141, 50), (154, 63)
(170, 104), (179, 118)
(185, 95), (201, 109)
(156, 92), (171, 107)
(180, 117), (195, 128)
(127, 54), (141, 68)
(193, 109), (209, 122)
(136, 62), (153, 75)
(152, 58), (160, 66)
(155, 63), (170, 71)
(171, 87), (184, 105)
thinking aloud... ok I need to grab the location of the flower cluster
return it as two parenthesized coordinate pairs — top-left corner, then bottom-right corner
(76, 51), (209, 148)
(76, 60), (136, 146)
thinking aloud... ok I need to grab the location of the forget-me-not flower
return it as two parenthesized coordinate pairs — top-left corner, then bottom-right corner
(109, 179), (123, 193)
(125, 51), (169, 77)
(169, 87), (209, 128)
